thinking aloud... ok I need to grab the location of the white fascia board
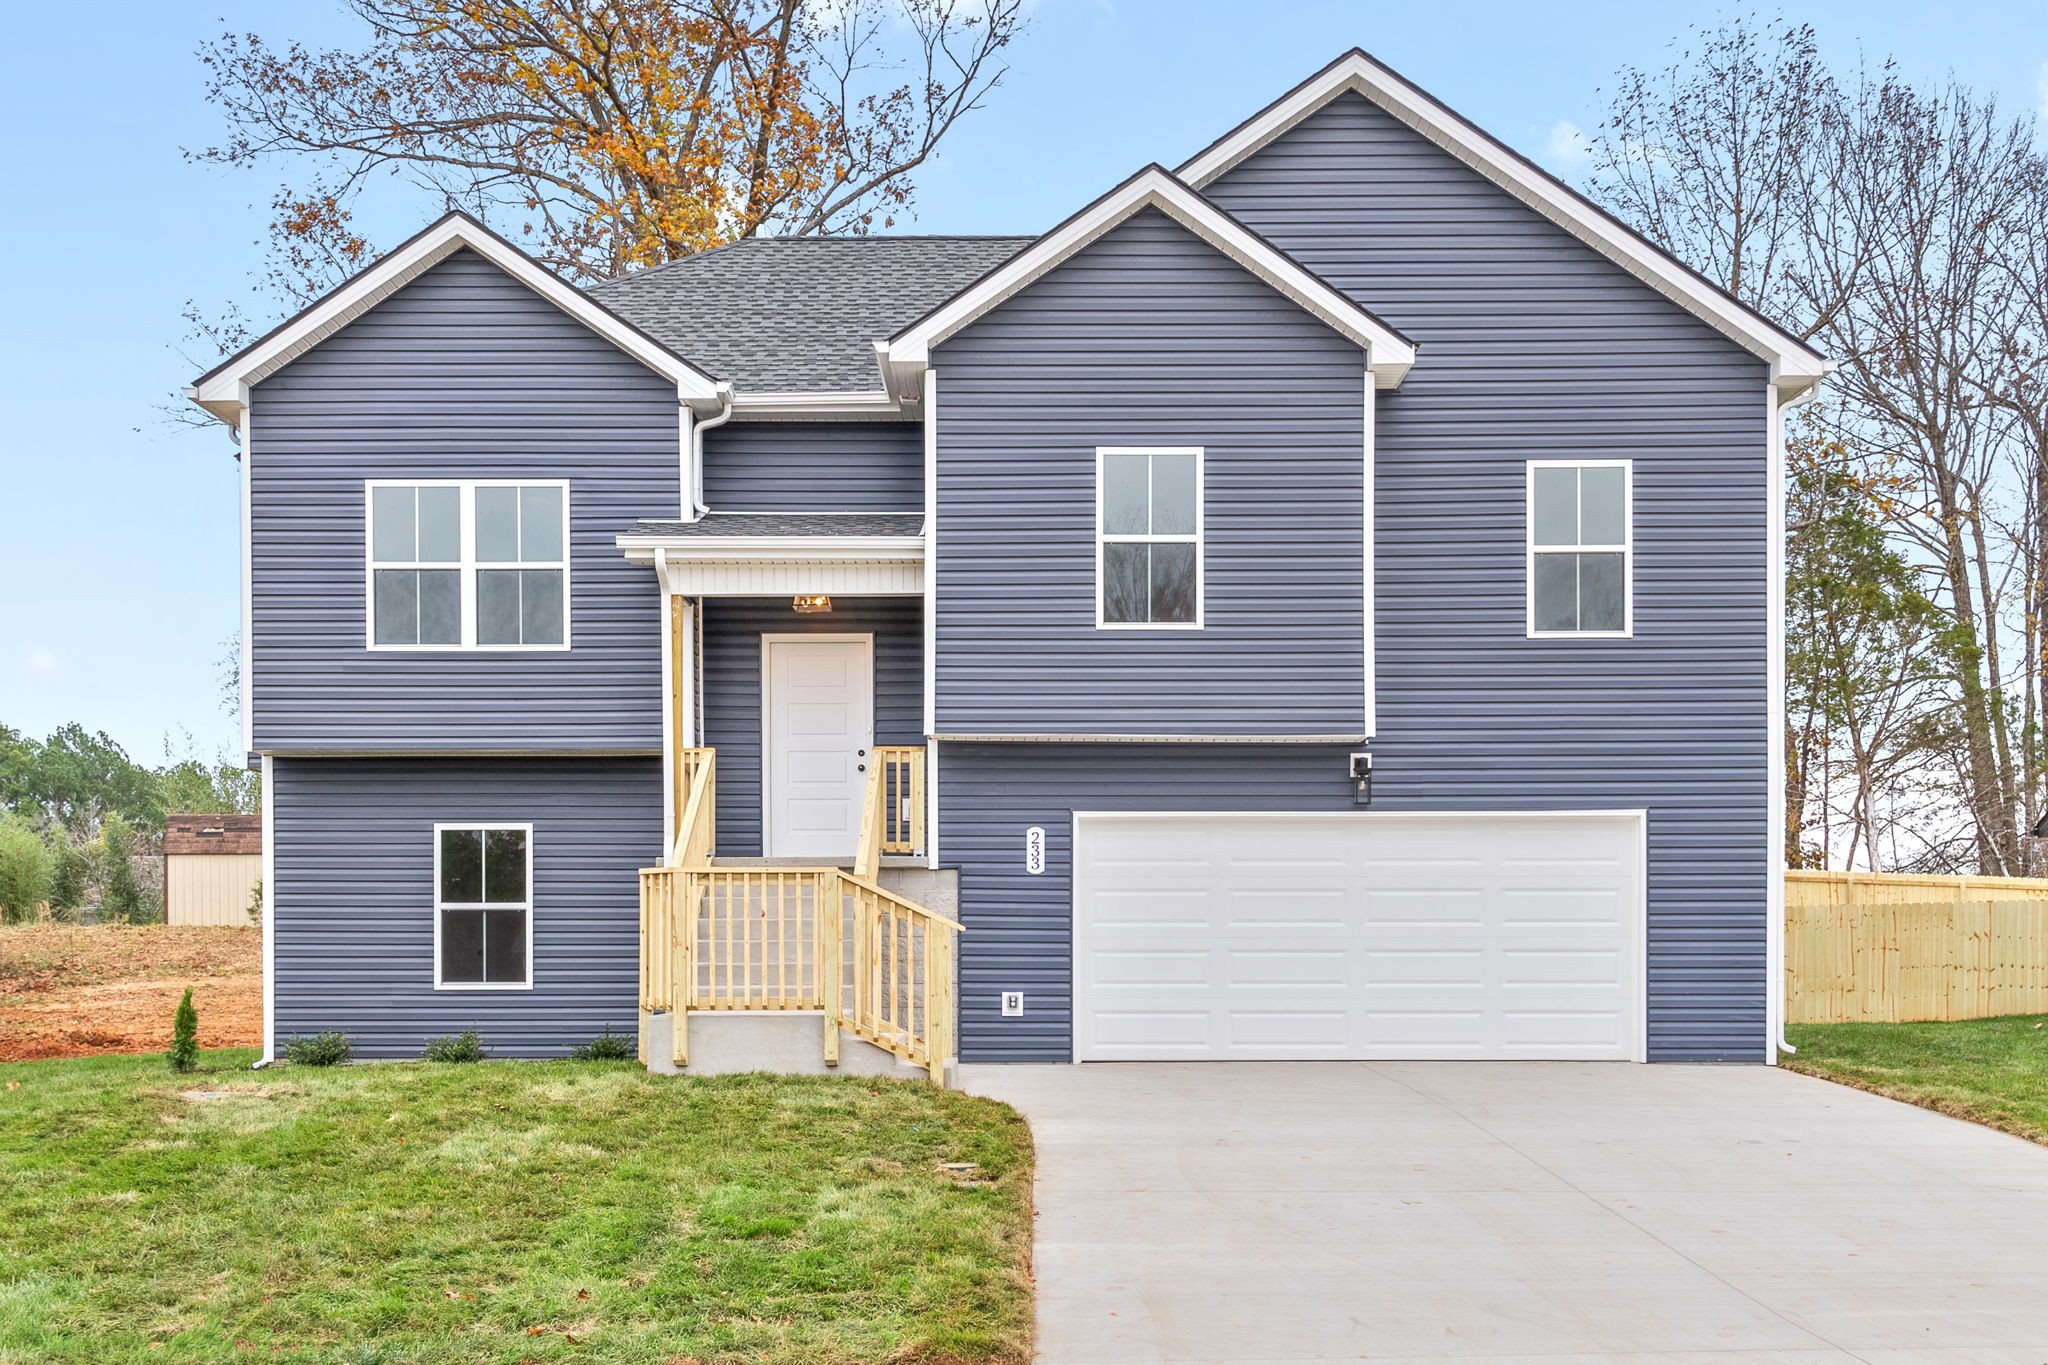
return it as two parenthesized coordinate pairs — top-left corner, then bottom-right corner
(880, 166), (1416, 390)
(1178, 51), (1832, 396)
(616, 534), (926, 564)
(187, 213), (724, 424)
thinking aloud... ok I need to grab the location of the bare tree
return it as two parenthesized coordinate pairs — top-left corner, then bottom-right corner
(1585, 14), (2048, 874)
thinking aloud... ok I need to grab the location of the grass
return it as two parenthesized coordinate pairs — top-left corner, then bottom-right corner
(0, 1049), (1033, 1364)
(1784, 1013), (2048, 1146)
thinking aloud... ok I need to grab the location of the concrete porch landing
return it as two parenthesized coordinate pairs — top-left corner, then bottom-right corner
(960, 1060), (2048, 1365)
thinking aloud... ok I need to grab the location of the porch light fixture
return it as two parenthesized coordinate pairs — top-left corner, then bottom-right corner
(792, 594), (832, 614)
(1350, 752), (1373, 807)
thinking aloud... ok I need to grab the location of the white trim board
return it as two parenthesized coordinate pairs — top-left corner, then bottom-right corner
(878, 165), (1416, 396)
(1070, 808), (1650, 1064)
(187, 212), (725, 425)
(1177, 50), (1831, 399)
(929, 732), (1368, 744)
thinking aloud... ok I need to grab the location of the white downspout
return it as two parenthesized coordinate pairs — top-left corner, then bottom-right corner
(689, 385), (736, 521)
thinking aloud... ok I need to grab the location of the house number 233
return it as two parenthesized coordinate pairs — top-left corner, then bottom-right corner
(1024, 826), (1046, 875)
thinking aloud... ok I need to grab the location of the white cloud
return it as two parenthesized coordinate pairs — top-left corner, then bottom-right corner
(1546, 120), (1590, 167)
(26, 649), (56, 676)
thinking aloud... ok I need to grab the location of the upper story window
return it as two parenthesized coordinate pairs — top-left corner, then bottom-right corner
(434, 823), (532, 989)
(1098, 447), (1203, 629)
(1528, 460), (1631, 637)
(367, 481), (569, 650)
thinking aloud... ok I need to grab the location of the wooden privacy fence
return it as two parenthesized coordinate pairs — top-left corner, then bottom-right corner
(1785, 871), (2048, 1023)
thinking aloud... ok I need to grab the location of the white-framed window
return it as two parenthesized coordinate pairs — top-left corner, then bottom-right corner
(432, 823), (534, 990)
(366, 481), (570, 650)
(1096, 447), (1203, 629)
(1527, 460), (1632, 637)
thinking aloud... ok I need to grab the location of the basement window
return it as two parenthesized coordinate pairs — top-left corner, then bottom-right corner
(433, 824), (532, 989)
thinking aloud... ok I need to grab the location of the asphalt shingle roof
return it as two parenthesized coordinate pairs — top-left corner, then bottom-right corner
(625, 513), (926, 538)
(589, 236), (1034, 392)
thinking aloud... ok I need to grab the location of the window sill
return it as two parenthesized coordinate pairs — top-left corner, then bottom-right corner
(433, 981), (536, 992)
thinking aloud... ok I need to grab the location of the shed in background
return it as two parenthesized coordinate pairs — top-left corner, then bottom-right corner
(164, 814), (261, 927)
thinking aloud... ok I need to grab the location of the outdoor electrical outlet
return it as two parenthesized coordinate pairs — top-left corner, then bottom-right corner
(1001, 991), (1025, 1017)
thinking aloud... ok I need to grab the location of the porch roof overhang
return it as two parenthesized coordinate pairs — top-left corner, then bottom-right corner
(617, 513), (926, 596)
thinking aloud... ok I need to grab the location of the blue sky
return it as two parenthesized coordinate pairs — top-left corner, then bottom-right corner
(1, 0), (2043, 761)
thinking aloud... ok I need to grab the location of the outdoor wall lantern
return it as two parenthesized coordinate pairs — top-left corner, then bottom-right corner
(791, 595), (833, 614)
(1350, 751), (1373, 806)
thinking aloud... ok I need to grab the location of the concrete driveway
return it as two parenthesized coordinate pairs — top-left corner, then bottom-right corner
(959, 1061), (2048, 1364)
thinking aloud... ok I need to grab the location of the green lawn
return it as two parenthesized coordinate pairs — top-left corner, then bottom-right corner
(0, 1050), (1033, 1364)
(1784, 1014), (2048, 1146)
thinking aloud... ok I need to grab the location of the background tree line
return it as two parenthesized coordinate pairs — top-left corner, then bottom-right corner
(1580, 15), (2048, 874)
(0, 724), (258, 925)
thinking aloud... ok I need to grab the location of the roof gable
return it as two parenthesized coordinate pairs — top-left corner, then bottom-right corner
(879, 165), (1416, 399)
(1178, 50), (1830, 397)
(188, 212), (724, 426)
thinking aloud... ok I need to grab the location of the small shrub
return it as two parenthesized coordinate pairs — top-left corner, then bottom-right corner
(569, 1025), (637, 1062)
(281, 1031), (352, 1067)
(246, 876), (264, 926)
(166, 987), (199, 1073)
(422, 1028), (487, 1063)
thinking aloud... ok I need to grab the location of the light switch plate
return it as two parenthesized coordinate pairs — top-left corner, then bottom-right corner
(1000, 991), (1025, 1018)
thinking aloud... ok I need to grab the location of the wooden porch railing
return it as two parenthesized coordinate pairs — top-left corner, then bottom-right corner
(875, 745), (926, 857)
(638, 745), (957, 1081)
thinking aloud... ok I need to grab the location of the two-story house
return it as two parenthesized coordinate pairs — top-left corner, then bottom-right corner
(189, 51), (1827, 1077)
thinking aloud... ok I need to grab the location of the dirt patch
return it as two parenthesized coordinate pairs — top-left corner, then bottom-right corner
(0, 926), (260, 1062)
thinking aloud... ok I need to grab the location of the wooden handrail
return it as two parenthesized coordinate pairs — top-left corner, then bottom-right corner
(639, 744), (958, 1081)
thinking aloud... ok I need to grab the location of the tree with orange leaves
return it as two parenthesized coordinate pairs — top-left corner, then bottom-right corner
(195, 0), (1024, 302)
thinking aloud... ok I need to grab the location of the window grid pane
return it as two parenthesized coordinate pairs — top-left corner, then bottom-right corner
(371, 486), (416, 562)
(1102, 456), (1149, 536)
(1148, 542), (1197, 623)
(519, 486), (565, 562)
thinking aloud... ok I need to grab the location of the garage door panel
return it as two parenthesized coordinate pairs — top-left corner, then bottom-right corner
(1502, 948), (1625, 985)
(1090, 948), (1209, 988)
(1227, 948), (1349, 988)
(1363, 948), (1485, 985)
(1074, 814), (1641, 1062)
(1222, 887), (1351, 930)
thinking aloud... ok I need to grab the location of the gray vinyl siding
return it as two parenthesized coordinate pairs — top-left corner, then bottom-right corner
(930, 208), (1367, 735)
(701, 597), (924, 855)
(271, 756), (659, 1057)
(248, 249), (674, 753)
(1201, 93), (1771, 1061)
(703, 421), (923, 511)
(940, 742), (1355, 1061)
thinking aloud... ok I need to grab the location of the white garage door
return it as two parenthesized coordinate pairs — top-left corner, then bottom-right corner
(1072, 812), (1643, 1061)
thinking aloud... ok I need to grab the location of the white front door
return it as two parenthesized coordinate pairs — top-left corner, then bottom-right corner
(763, 635), (874, 858)
(1072, 812), (1644, 1062)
